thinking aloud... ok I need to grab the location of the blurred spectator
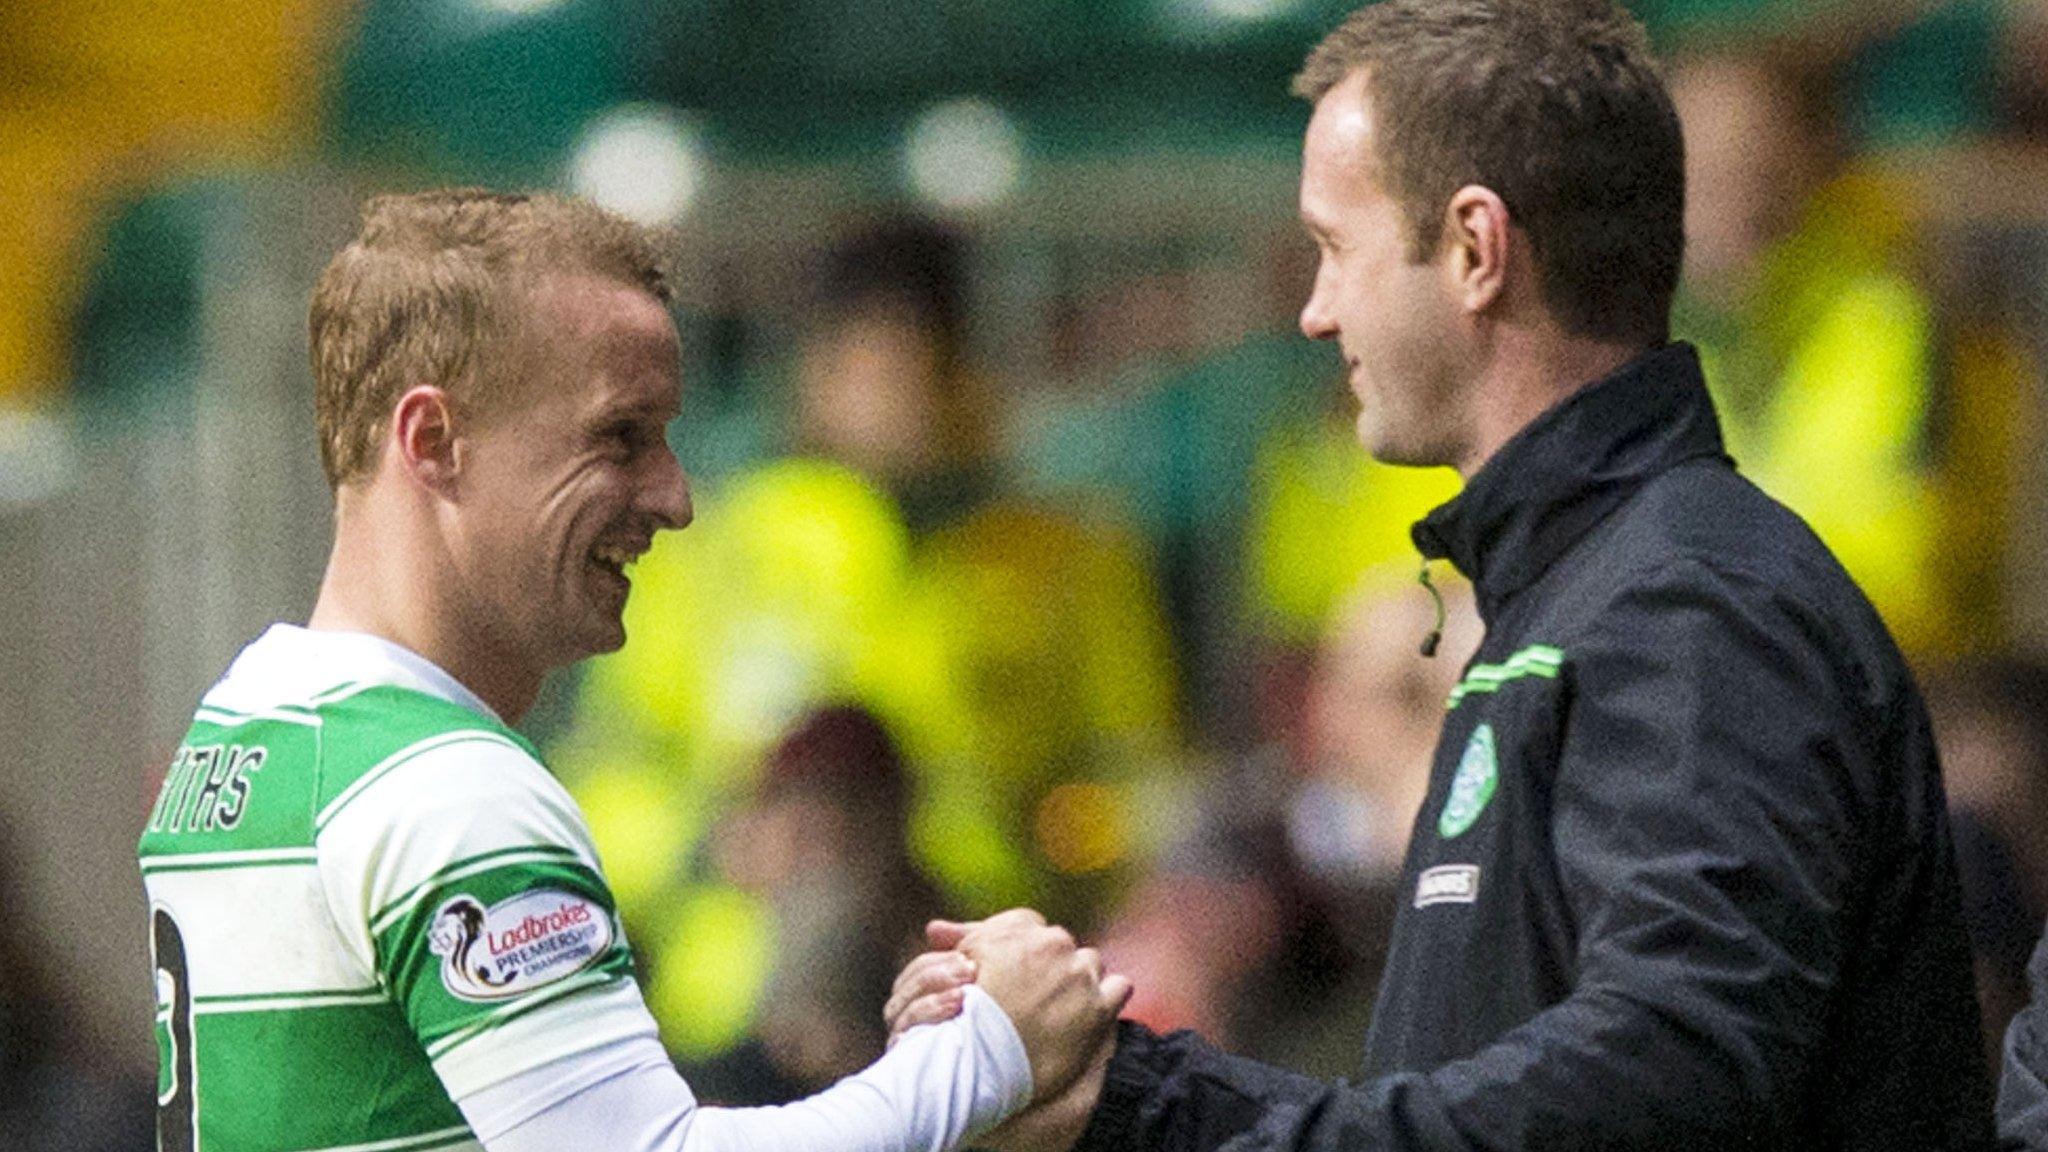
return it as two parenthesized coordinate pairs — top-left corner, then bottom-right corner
(1009, 232), (1462, 743)
(1242, 421), (1461, 656)
(555, 213), (1181, 1061)
(1100, 573), (1480, 1079)
(683, 704), (947, 1104)
(1669, 52), (1954, 654)
(0, 825), (151, 1152)
(1926, 660), (2048, 1072)
(794, 216), (995, 531)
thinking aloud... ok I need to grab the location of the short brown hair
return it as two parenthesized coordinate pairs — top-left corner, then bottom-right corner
(1294, 0), (1684, 344)
(309, 189), (673, 489)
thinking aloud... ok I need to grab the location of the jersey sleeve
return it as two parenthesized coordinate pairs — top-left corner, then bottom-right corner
(315, 733), (658, 1100)
(463, 986), (1033, 1152)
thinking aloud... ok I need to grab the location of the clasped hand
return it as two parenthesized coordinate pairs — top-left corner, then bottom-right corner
(884, 909), (1130, 1152)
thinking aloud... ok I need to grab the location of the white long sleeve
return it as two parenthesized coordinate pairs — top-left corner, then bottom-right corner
(460, 984), (1033, 1152)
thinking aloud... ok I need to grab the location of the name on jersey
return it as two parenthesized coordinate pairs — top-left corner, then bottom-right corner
(428, 889), (614, 1002)
(147, 744), (267, 835)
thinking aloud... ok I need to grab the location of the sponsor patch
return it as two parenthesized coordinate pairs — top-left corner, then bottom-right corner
(1416, 864), (1481, 908)
(428, 889), (614, 1002)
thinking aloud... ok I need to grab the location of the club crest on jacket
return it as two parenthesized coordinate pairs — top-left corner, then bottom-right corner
(1439, 724), (1499, 839)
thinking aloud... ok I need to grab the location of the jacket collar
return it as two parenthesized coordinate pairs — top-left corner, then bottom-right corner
(1411, 342), (1727, 621)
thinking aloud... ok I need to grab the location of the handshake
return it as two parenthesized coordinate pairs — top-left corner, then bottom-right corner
(884, 909), (1133, 1152)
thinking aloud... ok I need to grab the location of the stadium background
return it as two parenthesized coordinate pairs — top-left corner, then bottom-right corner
(5, 0), (2048, 1144)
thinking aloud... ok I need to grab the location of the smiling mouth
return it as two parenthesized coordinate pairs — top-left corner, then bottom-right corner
(588, 541), (643, 583)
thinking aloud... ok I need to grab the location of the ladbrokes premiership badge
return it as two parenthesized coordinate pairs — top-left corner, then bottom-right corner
(428, 890), (614, 1002)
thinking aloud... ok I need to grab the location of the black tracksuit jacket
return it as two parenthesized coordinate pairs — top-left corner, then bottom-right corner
(2000, 928), (2048, 1147)
(1072, 344), (1993, 1151)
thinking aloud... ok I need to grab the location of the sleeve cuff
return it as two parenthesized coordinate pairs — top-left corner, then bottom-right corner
(1071, 1021), (1162, 1152)
(961, 983), (1037, 1120)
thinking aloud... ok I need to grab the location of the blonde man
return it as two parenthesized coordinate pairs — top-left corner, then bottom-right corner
(139, 189), (1127, 1152)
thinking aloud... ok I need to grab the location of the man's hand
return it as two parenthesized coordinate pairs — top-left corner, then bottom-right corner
(884, 910), (1130, 1103)
(973, 1027), (1114, 1152)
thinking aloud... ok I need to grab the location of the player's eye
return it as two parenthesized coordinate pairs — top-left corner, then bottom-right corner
(596, 423), (644, 455)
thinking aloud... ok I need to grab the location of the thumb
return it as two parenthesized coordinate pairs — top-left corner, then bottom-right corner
(1101, 972), (1134, 1014)
(926, 919), (972, 950)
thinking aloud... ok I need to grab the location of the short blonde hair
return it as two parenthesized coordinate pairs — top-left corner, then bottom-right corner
(309, 189), (673, 489)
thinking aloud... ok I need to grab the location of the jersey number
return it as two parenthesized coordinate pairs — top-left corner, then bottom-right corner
(153, 907), (196, 1152)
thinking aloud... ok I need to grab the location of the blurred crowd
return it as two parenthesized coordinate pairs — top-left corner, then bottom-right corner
(555, 15), (2048, 1101)
(14, 0), (2048, 1143)
(647, 22), (2048, 1109)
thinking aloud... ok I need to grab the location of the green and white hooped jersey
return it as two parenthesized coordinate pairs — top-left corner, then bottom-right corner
(139, 626), (653, 1152)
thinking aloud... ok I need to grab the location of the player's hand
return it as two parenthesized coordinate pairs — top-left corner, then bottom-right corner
(947, 909), (1132, 1102)
(973, 1027), (1114, 1152)
(884, 948), (979, 1049)
(882, 917), (1041, 1046)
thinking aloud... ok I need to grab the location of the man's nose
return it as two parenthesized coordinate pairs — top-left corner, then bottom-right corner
(650, 450), (694, 531)
(1300, 278), (1338, 341)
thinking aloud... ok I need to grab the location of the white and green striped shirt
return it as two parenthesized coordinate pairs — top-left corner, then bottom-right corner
(140, 626), (654, 1152)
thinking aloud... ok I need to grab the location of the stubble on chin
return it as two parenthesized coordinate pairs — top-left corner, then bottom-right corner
(1357, 417), (1457, 470)
(1354, 381), (1468, 470)
(1354, 400), (1421, 468)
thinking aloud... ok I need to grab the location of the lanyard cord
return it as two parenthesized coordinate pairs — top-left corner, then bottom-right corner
(1417, 560), (1446, 658)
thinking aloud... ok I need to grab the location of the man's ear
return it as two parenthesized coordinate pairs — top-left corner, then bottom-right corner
(389, 386), (462, 493)
(1443, 185), (1512, 316)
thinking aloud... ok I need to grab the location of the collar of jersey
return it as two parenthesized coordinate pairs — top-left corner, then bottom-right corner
(203, 624), (504, 724)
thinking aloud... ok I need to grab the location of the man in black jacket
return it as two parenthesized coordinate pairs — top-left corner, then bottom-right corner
(889, 0), (1994, 1148)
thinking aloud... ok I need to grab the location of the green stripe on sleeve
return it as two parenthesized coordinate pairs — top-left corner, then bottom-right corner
(369, 845), (586, 936)
(423, 968), (623, 1059)
(1446, 644), (1567, 710)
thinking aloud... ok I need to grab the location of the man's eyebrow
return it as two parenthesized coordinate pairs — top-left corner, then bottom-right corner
(593, 398), (680, 424)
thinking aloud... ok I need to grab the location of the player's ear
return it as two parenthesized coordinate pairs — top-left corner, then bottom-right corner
(390, 386), (462, 494)
(1443, 185), (1511, 316)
